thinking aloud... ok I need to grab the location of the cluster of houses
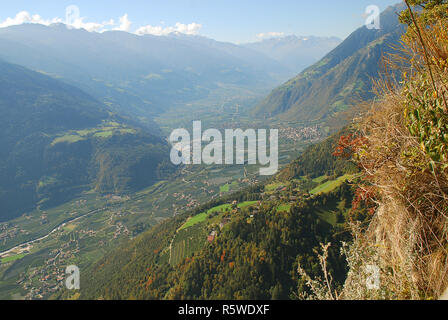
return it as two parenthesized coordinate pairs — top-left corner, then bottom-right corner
(172, 192), (201, 216)
(279, 126), (322, 142)
(18, 238), (80, 300)
(206, 200), (249, 244)
(40, 214), (49, 225)
(104, 194), (130, 202)
(261, 184), (311, 204)
(0, 224), (28, 246)
(113, 222), (130, 239)
(74, 199), (87, 207)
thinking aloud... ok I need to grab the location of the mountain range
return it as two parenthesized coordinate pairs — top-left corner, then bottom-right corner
(253, 3), (406, 128)
(244, 35), (342, 74)
(0, 24), (292, 123)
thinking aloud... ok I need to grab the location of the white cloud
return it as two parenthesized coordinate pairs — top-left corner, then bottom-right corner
(113, 14), (132, 32)
(69, 17), (106, 32)
(0, 11), (62, 28)
(136, 22), (202, 36)
(173, 22), (202, 35)
(0, 10), (109, 32)
(0, 11), (202, 37)
(256, 32), (285, 40)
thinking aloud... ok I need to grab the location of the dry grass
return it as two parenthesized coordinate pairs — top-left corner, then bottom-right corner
(343, 7), (448, 299)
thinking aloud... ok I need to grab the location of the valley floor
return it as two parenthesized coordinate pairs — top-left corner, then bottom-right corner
(0, 92), (326, 299)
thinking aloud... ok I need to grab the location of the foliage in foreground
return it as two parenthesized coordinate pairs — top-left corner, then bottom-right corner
(338, 1), (448, 299)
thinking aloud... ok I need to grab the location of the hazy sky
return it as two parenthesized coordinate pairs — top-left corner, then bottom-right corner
(0, 0), (402, 43)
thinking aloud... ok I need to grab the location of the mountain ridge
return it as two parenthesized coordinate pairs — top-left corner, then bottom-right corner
(0, 24), (291, 123)
(252, 3), (406, 128)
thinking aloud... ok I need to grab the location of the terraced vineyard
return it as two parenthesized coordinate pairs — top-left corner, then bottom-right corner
(169, 224), (208, 266)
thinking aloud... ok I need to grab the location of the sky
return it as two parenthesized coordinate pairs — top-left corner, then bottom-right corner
(0, 0), (402, 43)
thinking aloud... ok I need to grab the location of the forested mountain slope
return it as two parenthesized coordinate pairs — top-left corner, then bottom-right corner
(0, 61), (171, 221)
